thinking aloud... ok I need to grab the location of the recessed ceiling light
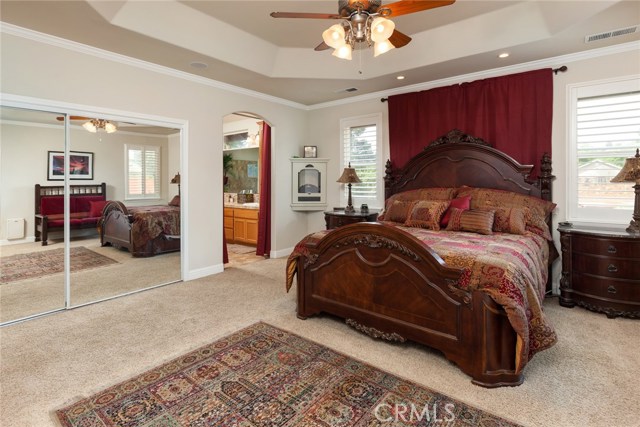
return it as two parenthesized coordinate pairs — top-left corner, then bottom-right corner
(498, 53), (509, 59)
(190, 61), (208, 69)
(397, 75), (405, 80)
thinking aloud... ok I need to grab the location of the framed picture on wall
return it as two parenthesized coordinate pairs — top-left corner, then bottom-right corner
(303, 146), (317, 158)
(47, 151), (94, 180)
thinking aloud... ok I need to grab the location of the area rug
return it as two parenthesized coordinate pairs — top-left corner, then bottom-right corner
(1, 247), (118, 284)
(55, 322), (521, 426)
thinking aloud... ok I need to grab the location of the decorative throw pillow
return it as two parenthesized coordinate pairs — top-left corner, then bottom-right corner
(493, 207), (528, 235)
(385, 200), (415, 223)
(169, 195), (180, 207)
(456, 186), (556, 219)
(446, 208), (495, 235)
(405, 200), (450, 230)
(526, 215), (553, 241)
(440, 195), (471, 227)
(88, 200), (108, 217)
(379, 187), (457, 220)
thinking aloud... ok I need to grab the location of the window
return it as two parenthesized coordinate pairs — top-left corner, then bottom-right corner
(568, 77), (640, 223)
(125, 144), (161, 200)
(340, 114), (383, 208)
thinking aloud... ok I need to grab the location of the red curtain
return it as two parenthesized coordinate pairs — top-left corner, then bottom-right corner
(389, 69), (552, 177)
(256, 121), (271, 257)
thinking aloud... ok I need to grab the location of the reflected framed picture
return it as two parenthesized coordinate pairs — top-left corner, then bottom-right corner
(303, 145), (317, 158)
(47, 151), (94, 180)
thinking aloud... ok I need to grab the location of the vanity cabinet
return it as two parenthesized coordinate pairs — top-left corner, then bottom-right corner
(225, 207), (258, 245)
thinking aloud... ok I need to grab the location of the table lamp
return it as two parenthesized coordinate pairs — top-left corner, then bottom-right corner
(337, 162), (361, 213)
(170, 172), (181, 196)
(610, 148), (640, 234)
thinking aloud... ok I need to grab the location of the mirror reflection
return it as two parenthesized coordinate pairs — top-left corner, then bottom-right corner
(0, 105), (182, 324)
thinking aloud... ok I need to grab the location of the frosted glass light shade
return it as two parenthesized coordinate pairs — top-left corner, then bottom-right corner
(374, 39), (395, 57)
(322, 24), (346, 49)
(83, 121), (97, 133)
(104, 121), (117, 133)
(370, 17), (395, 42)
(332, 44), (353, 60)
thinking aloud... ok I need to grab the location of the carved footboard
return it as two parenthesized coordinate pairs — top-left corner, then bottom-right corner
(100, 201), (134, 252)
(295, 222), (522, 387)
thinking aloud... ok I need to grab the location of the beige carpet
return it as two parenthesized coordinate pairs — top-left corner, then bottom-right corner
(0, 258), (638, 427)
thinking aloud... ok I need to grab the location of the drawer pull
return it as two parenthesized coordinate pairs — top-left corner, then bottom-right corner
(607, 245), (617, 254)
(607, 264), (618, 273)
(607, 285), (617, 294)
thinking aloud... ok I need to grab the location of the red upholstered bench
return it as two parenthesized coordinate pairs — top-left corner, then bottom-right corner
(35, 183), (107, 245)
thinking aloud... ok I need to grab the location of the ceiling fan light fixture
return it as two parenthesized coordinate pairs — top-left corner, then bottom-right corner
(83, 120), (97, 133)
(370, 16), (395, 42)
(322, 24), (346, 49)
(374, 39), (395, 57)
(332, 44), (353, 60)
(104, 121), (117, 133)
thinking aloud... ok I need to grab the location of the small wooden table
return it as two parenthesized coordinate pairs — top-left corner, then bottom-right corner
(324, 209), (380, 230)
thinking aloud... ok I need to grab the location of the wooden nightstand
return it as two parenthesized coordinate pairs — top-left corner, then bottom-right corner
(324, 209), (380, 230)
(558, 223), (640, 319)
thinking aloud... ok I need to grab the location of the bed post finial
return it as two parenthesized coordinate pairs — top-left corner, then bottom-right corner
(539, 152), (554, 201)
(384, 159), (395, 200)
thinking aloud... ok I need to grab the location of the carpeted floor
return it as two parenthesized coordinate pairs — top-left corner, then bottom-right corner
(0, 246), (117, 284)
(1, 258), (638, 427)
(55, 322), (521, 426)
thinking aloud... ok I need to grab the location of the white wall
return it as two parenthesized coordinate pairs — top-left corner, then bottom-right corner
(1, 32), (309, 278)
(0, 121), (172, 241)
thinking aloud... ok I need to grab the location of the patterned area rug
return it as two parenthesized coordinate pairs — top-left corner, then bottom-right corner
(0, 247), (117, 284)
(55, 322), (522, 427)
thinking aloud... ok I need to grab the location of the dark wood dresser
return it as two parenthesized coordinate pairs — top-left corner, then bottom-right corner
(324, 209), (380, 230)
(558, 223), (640, 319)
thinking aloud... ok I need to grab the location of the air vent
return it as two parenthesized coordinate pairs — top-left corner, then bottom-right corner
(585, 25), (638, 43)
(335, 87), (359, 93)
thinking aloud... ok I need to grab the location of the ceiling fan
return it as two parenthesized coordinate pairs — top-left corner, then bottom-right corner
(56, 116), (143, 133)
(271, 0), (456, 59)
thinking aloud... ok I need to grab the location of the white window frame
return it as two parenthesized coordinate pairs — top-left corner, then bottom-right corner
(339, 113), (384, 209)
(567, 76), (640, 224)
(125, 144), (162, 201)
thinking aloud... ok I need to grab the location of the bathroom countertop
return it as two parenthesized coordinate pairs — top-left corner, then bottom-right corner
(224, 203), (260, 210)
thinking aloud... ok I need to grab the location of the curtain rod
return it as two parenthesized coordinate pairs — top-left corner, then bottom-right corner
(380, 66), (568, 102)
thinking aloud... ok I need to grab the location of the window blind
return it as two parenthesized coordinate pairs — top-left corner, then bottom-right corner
(576, 91), (639, 209)
(126, 144), (161, 199)
(342, 123), (378, 201)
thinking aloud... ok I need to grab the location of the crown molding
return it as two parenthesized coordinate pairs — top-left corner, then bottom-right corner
(308, 41), (640, 110)
(0, 23), (307, 111)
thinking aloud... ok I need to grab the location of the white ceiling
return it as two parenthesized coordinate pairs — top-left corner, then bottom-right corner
(1, 1), (639, 106)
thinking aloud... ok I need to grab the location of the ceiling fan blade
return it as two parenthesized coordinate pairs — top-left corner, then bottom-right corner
(270, 11), (342, 19)
(56, 115), (92, 121)
(388, 29), (412, 48)
(314, 41), (331, 51)
(384, 0), (455, 17)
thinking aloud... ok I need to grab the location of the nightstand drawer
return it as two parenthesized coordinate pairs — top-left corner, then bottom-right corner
(572, 273), (640, 301)
(572, 253), (640, 279)
(572, 235), (640, 258)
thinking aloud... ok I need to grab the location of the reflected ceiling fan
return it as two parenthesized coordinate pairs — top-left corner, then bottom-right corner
(271, 0), (455, 60)
(56, 116), (135, 133)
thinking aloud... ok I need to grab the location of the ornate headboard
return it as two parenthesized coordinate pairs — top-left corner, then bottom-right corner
(384, 129), (554, 202)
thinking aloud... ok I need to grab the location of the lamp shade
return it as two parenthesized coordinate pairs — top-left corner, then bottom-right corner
(337, 164), (361, 184)
(611, 149), (640, 183)
(374, 39), (395, 57)
(83, 121), (97, 133)
(104, 121), (117, 133)
(332, 44), (353, 60)
(322, 24), (346, 49)
(170, 173), (181, 184)
(370, 17), (395, 42)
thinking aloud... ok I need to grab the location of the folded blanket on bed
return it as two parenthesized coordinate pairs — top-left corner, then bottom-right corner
(286, 223), (557, 372)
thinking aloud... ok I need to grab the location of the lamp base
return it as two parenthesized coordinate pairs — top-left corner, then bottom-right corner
(344, 205), (356, 213)
(626, 219), (640, 235)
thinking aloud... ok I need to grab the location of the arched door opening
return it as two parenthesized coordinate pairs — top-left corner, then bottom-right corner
(222, 112), (272, 267)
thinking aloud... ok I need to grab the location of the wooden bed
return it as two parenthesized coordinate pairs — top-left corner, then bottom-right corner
(287, 130), (556, 388)
(99, 201), (180, 257)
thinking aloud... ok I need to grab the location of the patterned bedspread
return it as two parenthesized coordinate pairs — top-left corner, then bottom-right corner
(128, 205), (180, 249)
(286, 223), (557, 372)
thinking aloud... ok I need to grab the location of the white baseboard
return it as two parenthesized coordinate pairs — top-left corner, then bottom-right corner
(184, 264), (224, 281)
(0, 236), (36, 246)
(271, 246), (294, 259)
